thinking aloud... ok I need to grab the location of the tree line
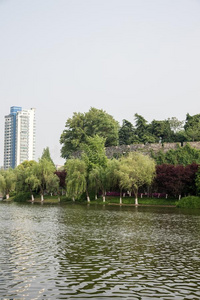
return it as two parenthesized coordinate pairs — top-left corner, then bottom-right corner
(1, 108), (200, 204)
(60, 107), (200, 159)
(1, 139), (200, 204)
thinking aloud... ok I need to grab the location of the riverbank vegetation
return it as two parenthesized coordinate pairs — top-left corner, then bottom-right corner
(1, 139), (200, 209)
(176, 196), (200, 209)
(1, 108), (200, 209)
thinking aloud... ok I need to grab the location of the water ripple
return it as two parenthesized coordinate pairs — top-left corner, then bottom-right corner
(0, 203), (200, 299)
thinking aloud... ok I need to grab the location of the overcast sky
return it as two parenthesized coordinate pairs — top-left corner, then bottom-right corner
(0, 0), (200, 166)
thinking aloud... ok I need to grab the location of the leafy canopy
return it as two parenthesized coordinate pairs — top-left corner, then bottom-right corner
(65, 158), (87, 200)
(60, 107), (119, 158)
(41, 147), (55, 166)
(118, 152), (156, 204)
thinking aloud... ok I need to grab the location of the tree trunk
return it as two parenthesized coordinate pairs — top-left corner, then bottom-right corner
(102, 189), (106, 202)
(31, 194), (34, 202)
(179, 194), (181, 200)
(133, 189), (138, 206)
(95, 194), (97, 200)
(72, 197), (75, 202)
(41, 194), (44, 202)
(6, 194), (9, 200)
(86, 189), (90, 202)
(119, 189), (122, 205)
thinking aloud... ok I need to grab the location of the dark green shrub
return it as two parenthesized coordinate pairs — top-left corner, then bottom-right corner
(13, 192), (31, 202)
(176, 196), (200, 208)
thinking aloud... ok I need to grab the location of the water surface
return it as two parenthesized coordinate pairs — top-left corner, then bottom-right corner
(0, 202), (200, 299)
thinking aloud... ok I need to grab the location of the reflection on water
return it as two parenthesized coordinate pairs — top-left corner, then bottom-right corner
(0, 203), (200, 299)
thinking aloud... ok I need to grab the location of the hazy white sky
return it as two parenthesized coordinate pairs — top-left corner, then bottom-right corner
(0, 0), (200, 165)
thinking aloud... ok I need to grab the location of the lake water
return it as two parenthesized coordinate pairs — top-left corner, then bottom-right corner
(0, 202), (200, 299)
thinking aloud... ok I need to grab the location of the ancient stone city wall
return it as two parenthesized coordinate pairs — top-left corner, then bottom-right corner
(72, 141), (200, 159)
(105, 142), (200, 158)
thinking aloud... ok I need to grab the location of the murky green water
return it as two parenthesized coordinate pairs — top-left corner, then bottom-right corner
(0, 202), (200, 299)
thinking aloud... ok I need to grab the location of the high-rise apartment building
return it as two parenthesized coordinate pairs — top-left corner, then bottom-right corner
(4, 106), (36, 169)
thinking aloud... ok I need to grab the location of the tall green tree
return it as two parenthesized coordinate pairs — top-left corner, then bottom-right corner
(89, 165), (110, 202)
(106, 158), (125, 204)
(81, 135), (108, 202)
(134, 113), (155, 143)
(150, 120), (174, 143)
(118, 152), (156, 205)
(0, 169), (16, 199)
(65, 158), (87, 201)
(41, 147), (55, 166)
(34, 158), (56, 201)
(60, 107), (119, 158)
(168, 117), (184, 133)
(16, 160), (39, 201)
(184, 113), (200, 141)
(119, 119), (138, 145)
(45, 173), (60, 198)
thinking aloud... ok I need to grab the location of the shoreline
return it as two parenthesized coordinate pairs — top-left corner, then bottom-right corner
(107, 203), (176, 207)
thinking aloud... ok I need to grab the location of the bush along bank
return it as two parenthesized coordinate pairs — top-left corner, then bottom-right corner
(176, 196), (200, 209)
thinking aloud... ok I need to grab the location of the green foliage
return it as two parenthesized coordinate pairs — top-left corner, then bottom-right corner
(81, 135), (107, 171)
(89, 165), (110, 200)
(41, 147), (55, 166)
(85, 107), (119, 147)
(135, 114), (155, 143)
(176, 196), (200, 208)
(65, 158), (87, 200)
(184, 113), (200, 141)
(60, 107), (119, 158)
(0, 169), (16, 198)
(150, 120), (174, 142)
(168, 117), (184, 133)
(45, 173), (60, 195)
(34, 158), (56, 197)
(153, 144), (200, 166)
(15, 160), (38, 193)
(13, 192), (31, 202)
(60, 109), (200, 159)
(80, 135), (108, 201)
(119, 119), (138, 145)
(195, 166), (200, 195)
(118, 152), (156, 203)
(151, 149), (166, 164)
(106, 158), (121, 190)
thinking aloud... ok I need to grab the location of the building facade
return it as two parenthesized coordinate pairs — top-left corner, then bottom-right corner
(4, 106), (36, 169)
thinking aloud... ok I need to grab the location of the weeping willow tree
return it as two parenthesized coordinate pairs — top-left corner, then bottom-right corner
(89, 165), (109, 202)
(65, 158), (87, 201)
(0, 169), (16, 199)
(118, 152), (156, 205)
